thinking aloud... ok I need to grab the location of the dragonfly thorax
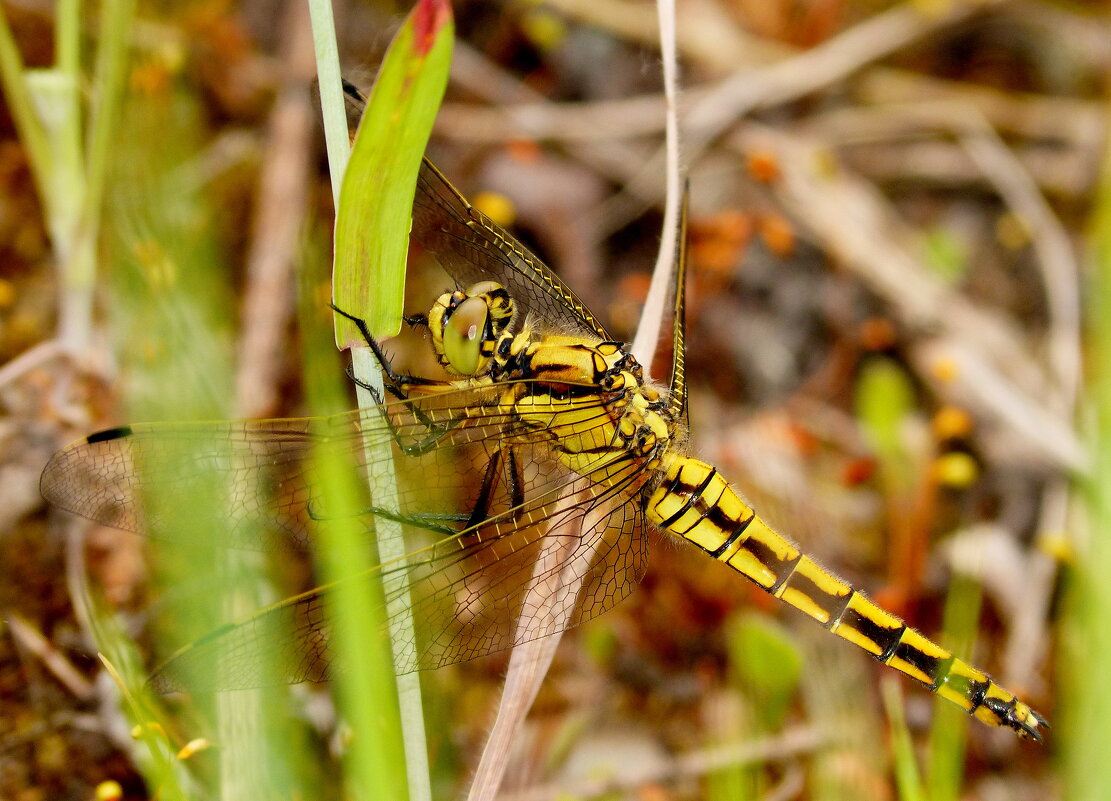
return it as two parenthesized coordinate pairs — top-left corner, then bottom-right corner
(508, 342), (675, 489)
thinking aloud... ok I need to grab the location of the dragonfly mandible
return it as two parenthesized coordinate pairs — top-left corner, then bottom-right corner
(40, 153), (1047, 741)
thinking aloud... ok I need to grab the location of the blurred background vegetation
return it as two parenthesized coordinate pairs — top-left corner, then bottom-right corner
(2, 0), (1108, 799)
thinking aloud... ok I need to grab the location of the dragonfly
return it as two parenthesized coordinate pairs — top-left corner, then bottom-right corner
(40, 146), (1047, 741)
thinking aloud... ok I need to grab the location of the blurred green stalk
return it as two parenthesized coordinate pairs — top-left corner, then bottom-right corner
(0, 0), (133, 350)
(926, 572), (978, 801)
(882, 679), (925, 801)
(108, 81), (306, 801)
(1063, 106), (1111, 801)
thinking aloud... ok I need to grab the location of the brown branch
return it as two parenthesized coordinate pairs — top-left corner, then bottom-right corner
(234, 1), (316, 417)
(495, 725), (824, 801)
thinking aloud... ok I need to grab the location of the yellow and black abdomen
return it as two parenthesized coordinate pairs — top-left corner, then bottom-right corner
(645, 454), (1047, 741)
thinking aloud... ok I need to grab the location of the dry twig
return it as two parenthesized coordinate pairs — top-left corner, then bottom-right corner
(495, 725), (825, 801)
(234, 2), (317, 417)
(7, 613), (94, 700)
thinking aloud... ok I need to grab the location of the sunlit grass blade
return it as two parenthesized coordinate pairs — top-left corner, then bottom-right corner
(855, 356), (918, 497)
(310, 424), (410, 801)
(307, 0), (348, 199)
(87, 604), (198, 801)
(709, 612), (803, 800)
(0, 0), (131, 351)
(85, 0), (136, 240)
(9, 1), (312, 794)
(332, 0), (453, 344)
(728, 613), (803, 733)
(0, 5), (52, 202)
(299, 229), (410, 801)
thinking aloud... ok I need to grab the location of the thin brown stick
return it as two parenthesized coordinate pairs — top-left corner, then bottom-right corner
(954, 108), (1079, 701)
(7, 612), (94, 700)
(234, 2), (316, 417)
(854, 71), (1107, 151)
(464, 5), (683, 792)
(494, 725), (825, 801)
(958, 113), (1081, 407)
(591, 0), (1012, 231)
(803, 106), (1099, 199)
(467, 530), (579, 801)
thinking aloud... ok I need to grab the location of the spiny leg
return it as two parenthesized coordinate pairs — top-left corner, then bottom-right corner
(373, 400), (473, 458)
(464, 447), (526, 530)
(330, 303), (443, 396)
(331, 302), (472, 453)
(306, 497), (466, 537)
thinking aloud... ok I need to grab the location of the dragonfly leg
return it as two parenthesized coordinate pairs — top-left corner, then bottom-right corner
(505, 449), (525, 516)
(462, 448), (526, 530)
(330, 302), (442, 395)
(364, 505), (468, 536)
(306, 497), (467, 536)
(465, 449), (501, 529)
(373, 394), (471, 456)
(332, 302), (476, 451)
(343, 368), (427, 410)
(344, 365), (387, 404)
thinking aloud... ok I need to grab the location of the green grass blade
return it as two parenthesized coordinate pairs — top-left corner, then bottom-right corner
(312, 2), (453, 799)
(106, 82), (318, 801)
(855, 356), (918, 495)
(1063, 109), (1111, 801)
(925, 571), (978, 801)
(85, 0), (136, 241)
(332, 0), (453, 344)
(307, 0), (349, 204)
(311, 428), (410, 801)
(882, 679), (925, 801)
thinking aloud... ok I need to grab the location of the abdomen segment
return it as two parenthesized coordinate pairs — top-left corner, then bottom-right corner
(645, 455), (1047, 741)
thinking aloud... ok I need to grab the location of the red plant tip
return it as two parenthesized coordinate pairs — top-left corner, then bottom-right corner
(413, 0), (452, 55)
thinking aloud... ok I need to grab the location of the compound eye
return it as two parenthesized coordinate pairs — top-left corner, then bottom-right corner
(443, 295), (490, 375)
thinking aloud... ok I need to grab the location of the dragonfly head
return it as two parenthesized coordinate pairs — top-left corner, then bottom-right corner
(429, 281), (515, 376)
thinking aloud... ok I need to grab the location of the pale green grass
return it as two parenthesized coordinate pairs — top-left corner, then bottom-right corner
(1062, 115), (1111, 801)
(106, 83), (311, 801)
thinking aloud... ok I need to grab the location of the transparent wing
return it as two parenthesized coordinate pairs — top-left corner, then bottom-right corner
(42, 416), (327, 551)
(41, 383), (652, 688)
(150, 466), (647, 690)
(414, 159), (611, 341)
